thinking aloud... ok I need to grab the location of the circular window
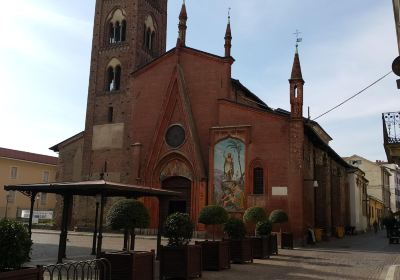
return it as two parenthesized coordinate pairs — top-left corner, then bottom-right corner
(165, 125), (185, 148)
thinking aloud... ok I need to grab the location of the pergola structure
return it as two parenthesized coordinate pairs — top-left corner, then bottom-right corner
(4, 180), (180, 263)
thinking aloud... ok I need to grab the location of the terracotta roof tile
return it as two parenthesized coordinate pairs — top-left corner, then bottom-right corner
(0, 147), (58, 165)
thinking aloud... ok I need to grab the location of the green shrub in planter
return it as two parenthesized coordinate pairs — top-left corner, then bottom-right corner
(243, 207), (267, 236)
(0, 219), (33, 271)
(256, 220), (272, 237)
(224, 217), (246, 240)
(106, 199), (150, 251)
(198, 205), (228, 241)
(164, 212), (194, 247)
(269, 209), (288, 232)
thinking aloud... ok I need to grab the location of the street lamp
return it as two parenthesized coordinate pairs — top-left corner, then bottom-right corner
(304, 179), (319, 188)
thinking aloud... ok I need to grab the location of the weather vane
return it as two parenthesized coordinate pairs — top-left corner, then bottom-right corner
(228, 7), (231, 22)
(293, 29), (303, 49)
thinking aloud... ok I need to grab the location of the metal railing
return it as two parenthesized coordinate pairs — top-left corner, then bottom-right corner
(42, 258), (111, 280)
(383, 112), (400, 144)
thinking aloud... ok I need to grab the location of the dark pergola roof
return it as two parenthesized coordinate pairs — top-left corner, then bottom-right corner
(4, 180), (180, 198)
(4, 180), (181, 263)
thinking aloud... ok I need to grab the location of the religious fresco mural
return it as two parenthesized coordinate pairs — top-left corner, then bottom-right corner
(160, 159), (193, 182)
(214, 138), (245, 211)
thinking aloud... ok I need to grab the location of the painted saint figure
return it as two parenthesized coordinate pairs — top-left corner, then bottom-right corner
(223, 152), (234, 181)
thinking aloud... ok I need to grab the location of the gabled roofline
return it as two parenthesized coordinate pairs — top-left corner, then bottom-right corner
(50, 131), (84, 152)
(304, 125), (351, 168)
(231, 79), (270, 110)
(131, 46), (233, 77)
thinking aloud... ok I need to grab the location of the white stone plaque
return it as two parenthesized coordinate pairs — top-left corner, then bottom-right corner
(272, 186), (288, 196)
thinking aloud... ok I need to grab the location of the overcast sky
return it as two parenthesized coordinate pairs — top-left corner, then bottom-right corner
(0, 0), (399, 162)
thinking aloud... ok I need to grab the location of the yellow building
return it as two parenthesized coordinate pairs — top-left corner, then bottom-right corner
(0, 147), (58, 222)
(368, 195), (384, 227)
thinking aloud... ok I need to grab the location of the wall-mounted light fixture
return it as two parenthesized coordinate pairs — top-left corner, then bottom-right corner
(304, 179), (319, 188)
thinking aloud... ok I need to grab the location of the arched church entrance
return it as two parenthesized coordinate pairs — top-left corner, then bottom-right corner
(161, 176), (191, 215)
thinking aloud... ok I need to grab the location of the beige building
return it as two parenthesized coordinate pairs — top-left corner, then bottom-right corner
(346, 167), (368, 232)
(368, 196), (384, 227)
(0, 147), (58, 221)
(379, 163), (400, 212)
(344, 155), (391, 216)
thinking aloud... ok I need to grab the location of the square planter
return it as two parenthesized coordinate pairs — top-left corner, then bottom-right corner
(195, 241), (230, 270)
(0, 267), (42, 280)
(102, 251), (154, 280)
(269, 233), (278, 255)
(159, 245), (202, 280)
(251, 236), (270, 259)
(281, 232), (293, 249)
(226, 238), (253, 264)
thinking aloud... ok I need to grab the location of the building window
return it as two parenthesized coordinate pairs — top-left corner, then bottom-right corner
(106, 62), (121, 92)
(253, 167), (264, 195)
(108, 107), (114, 123)
(8, 191), (16, 203)
(107, 9), (127, 44)
(143, 15), (156, 52)
(10, 167), (18, 179)
(43, 171), (49, 183)
(40, 192), (47, 206)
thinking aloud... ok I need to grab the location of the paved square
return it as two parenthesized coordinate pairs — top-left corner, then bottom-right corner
(29, 230), (400, 280)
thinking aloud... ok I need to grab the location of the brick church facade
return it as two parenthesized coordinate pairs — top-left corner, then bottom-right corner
(52, 0), (351, 241)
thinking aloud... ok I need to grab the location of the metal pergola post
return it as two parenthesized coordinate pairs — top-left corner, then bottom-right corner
(157, 198), (169, 259)
(28, 192), (36, 237)
(91, 200), (100, 255)
(96, 194), (106, 258)
(57, 194), (71, 263)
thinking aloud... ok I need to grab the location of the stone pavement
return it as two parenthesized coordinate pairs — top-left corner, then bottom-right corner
(29, 229), (400, 280)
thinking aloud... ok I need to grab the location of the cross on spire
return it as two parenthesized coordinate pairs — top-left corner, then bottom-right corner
(293, 29), (302, 52)
(228, 7), (231, 23)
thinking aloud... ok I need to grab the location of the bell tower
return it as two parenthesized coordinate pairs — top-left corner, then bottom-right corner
(82, 0), (168, 181)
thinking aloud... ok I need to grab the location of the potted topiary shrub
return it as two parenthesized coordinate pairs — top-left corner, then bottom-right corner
(270, 209), (292, 249)
(103, 199), (154, 280)
(243, 207), (267, 236)
(0, 219), (41, 280)
(196, 205), (230, 270)
(224, 217), (253, 264)
(243, 207), (270, 259)
(159, 212), (202, 280)
(253, 220), (273, 259)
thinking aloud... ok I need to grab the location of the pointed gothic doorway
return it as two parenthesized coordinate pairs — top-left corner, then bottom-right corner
(161, 176), (191, 215)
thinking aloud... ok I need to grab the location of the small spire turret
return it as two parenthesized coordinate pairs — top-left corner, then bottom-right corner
(177, 1), (188, 47)
(289, 46), (304, 120)
(224, 8), (232, 57)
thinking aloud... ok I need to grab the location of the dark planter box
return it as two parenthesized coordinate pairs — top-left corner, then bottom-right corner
(195, 241), (230, 270)
(269, 233), (278, 255)
(102, 251), (154, 280)
(159, 245), (202, 280)
(281, 232), (293, 249)
(0, 267), (42, 280)
(251, 236), (270, 259)
(226, 238), (253, 264)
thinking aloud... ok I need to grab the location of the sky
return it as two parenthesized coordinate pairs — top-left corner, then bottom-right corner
(0, 0), (399, 162)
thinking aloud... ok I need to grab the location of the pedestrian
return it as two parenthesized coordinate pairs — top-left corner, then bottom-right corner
(373, 220), (378, 234)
